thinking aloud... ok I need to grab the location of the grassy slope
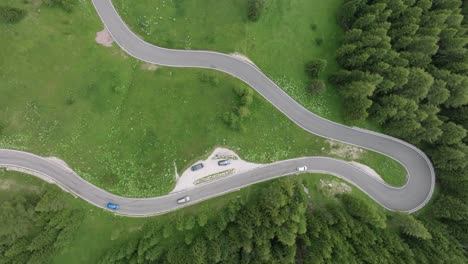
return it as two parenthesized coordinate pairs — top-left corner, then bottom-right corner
(112, 0), (407, 185)
(0, 0), (405, 200)
(113, 0), (347, 122)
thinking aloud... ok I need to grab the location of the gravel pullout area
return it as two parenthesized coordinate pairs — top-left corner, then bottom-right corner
(171, 148), (262, 193)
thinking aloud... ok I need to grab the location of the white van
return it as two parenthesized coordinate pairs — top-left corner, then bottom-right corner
(177, 196), (191, 204)
(297, 166), (307, 172)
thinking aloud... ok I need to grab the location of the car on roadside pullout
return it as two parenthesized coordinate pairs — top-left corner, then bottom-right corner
(191, 163), (204, 171)
(218, 159), (231, 166)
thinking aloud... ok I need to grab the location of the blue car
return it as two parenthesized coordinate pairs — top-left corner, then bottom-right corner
(107, 202), (120, 210)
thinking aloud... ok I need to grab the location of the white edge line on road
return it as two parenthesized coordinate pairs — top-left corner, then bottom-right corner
(0, 0), (435, 217)
(90, 0), (435, 213)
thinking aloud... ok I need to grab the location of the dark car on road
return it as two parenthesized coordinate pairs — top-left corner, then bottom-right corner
(191, 163), (204, 171)
(107, 202), (120, 210)
(218, 160), (231, 166)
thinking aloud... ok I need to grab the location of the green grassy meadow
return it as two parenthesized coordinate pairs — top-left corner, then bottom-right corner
(114, 0), (348, 122)
(0, 0), (405, 199)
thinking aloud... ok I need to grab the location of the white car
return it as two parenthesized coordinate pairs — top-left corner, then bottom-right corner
(297, 166), (307, 172)
(177, 196), (191, 204)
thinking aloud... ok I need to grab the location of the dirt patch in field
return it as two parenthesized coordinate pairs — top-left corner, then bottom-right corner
(32, 0), (42, 8)
(319, 179), (352, 197)
(96, 28), (113, 47)
(141, 62), (160, 71)
(327, 139), (364, 160)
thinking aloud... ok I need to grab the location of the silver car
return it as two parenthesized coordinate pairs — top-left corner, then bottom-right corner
(218, 159), (231, 166)
(177, 196), (191, 204)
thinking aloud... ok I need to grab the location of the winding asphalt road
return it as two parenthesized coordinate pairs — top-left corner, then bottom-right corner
(0, 0), (435, 216)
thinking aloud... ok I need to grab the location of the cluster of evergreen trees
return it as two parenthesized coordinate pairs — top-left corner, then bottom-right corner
(100, 179), (308, 263)
(223, 86), (254, 131)
(0, 6), (27, 24)
(333, 0), (467, 126)
(100, 178), (468, 263)
(43, 0), (76, 13)
(330, 0), (468, 249)
(0, 0), (76, 25)
(247, 0), (266, 22)
(299, 200), (466, 263)
(0, 188), (82, 264)
(2, 1), (467, 263)
(305, 59), (328, 94)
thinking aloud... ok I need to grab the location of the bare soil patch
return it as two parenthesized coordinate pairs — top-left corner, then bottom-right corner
(327, 139), (364, 160)
(319, 179), (352, 197)
(96, 28), (113, 47)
